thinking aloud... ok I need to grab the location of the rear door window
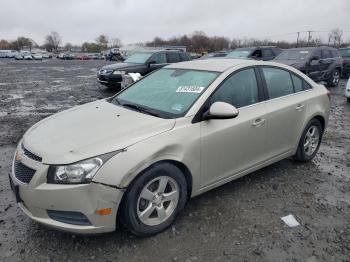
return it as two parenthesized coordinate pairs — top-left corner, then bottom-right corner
(151, 53), (167, 64)
(211, 68), (259, 108)
(262, 67), (294, 99)
(262, 48), (274, 58)
(321, 49), (332, 59)
(167, 53), (180, 63)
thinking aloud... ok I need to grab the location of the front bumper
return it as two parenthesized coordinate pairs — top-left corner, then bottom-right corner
(9, 148), (124, 234)
(97, 72), (122, 86)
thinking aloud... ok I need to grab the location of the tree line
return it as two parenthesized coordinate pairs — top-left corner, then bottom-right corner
(0, 29), (348, 53)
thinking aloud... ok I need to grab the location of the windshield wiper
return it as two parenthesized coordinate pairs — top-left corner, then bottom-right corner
(121, 103), (160, 117)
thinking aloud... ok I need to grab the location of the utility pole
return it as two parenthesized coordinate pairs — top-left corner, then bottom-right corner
(307, 31), (313, 46)
(296, 32), (300, 47)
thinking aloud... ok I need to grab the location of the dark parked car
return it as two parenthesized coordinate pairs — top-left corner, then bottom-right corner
(226, 46), (282, 61)
(274, 47), (343, 87)
(97, 50), (190, 89)
(339, 47), (350, 77)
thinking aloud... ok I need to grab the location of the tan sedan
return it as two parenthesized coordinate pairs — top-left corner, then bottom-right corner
(10, 59), (330, 236)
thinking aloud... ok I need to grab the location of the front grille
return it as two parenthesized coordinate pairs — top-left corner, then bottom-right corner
(47, 210), (92, 226)
(14, 160), (36, 184)
(21, 143), (42, 162)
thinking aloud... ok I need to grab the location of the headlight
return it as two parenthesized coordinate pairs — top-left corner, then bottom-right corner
(113, 70), (126, 75)
(47, 152), (119, 184)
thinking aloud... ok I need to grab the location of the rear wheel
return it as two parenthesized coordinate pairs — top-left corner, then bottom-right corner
(120, 163), (187, 236)
(327, 69), (340, 87)
(295, 119), (323, 162)
(347, 98), (350, 103)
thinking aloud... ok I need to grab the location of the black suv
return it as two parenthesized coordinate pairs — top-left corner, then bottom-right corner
(274, 47), (343, 87)
(339, 47), (350, 77)
(97, 50), (190, 89)
(226, 46), (282, 61)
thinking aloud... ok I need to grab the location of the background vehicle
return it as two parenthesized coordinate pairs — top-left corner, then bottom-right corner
(97, 50), (191, 89)
(226, 46), (282, 61)
(32, 53), (43, 60)
(345, 77), (350, 102)
(274, 47), (343, 87)
(339, 47), (350, 77)
(198, 51), (228, 59)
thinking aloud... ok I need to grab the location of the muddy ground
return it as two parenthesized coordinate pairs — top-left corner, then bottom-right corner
(0, 59), (349, 262)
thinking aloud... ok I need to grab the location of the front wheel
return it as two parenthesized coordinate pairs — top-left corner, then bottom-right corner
(327, 69), (340, 87)
(295, 119), (323, 162)
(120, 163), (187, 236)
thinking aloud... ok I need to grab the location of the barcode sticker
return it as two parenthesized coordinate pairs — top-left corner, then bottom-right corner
(176, 86), (205, 93)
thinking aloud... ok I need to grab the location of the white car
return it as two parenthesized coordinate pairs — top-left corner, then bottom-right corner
(346, 78), (350, 102)
(32, 53), (43, 60)
(10, 59), (330, 236)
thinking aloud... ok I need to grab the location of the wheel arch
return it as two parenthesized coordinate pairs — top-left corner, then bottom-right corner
(123, 159), (193, 199)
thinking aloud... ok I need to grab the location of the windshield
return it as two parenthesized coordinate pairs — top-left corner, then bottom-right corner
(339, 49), (350, 57)
(124, 52), (153, 64)
(111, 68), (219, 118)
(275, 50), (310, 60)
(226, 48), (253, 58)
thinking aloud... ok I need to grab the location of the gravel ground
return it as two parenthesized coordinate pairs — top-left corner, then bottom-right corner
(0, 59), (349, 262)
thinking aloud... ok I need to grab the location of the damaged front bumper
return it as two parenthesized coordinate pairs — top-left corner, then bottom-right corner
(9, 150), (124, 234)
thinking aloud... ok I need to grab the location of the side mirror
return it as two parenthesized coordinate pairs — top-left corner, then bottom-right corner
(203, 102), (239, 120)
(148, 60), (156, 67)
(310, 55), (319, 61)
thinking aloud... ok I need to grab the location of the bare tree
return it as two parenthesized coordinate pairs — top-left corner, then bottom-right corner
(45, 31), (62, 52)
(11, 37), (34, 51)
(64, 42), (73, 51)
(95, 34), (109, 50)
(110, 38), (122, 48)
(328, 28), (343, 47)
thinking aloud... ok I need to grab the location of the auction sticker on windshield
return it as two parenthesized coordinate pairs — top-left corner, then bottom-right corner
(176, 86), (205, 93)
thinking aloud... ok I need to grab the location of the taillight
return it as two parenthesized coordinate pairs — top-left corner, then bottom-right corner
(326, 89), (331, 100)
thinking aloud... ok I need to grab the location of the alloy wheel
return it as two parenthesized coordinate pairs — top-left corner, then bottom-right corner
(332, 71), (340, 86)
(137, 176), (179, 226)
(303, 125), (320, 156)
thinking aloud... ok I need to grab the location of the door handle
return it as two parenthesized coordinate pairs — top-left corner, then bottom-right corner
(295, 104), (305, 111)
(252, 118), (266, 127)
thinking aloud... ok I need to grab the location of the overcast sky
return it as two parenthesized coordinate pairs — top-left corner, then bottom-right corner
(1, 0), (349, 46)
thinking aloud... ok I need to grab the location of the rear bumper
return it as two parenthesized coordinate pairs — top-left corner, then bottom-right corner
(10, 147), (124, 234)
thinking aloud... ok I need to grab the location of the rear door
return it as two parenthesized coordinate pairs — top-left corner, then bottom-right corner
(259, 67), (308, 158)
(320, 49), (334, 73)
(200, 68), (268, 187)
(308, 49), (322, 80)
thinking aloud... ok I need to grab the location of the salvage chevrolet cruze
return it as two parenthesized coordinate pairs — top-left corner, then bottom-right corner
(10, 59), (330, 236)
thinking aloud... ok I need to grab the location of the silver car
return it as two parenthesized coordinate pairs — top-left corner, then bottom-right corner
(10, 59), (330, 236)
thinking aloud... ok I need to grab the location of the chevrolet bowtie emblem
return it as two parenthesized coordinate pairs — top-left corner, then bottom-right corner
(15, 151), (22, 161)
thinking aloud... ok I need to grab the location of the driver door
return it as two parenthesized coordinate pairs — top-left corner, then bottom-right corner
(200, 68), (268, 188)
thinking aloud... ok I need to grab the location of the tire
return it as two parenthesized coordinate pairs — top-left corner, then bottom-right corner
(347, 98), (350, 103)
(120, 163), (187, 236)
(295, 119), (323, 162)
(327, 69), (340, 87)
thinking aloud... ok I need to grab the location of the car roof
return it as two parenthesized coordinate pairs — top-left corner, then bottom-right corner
(166, 58), (267, 72)
(137, 50), (184, 53)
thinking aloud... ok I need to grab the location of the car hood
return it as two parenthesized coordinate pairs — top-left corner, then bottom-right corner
(101, 62), (143, 72)
(23, 100), (175, 164)
(274, 59), (305, 67)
